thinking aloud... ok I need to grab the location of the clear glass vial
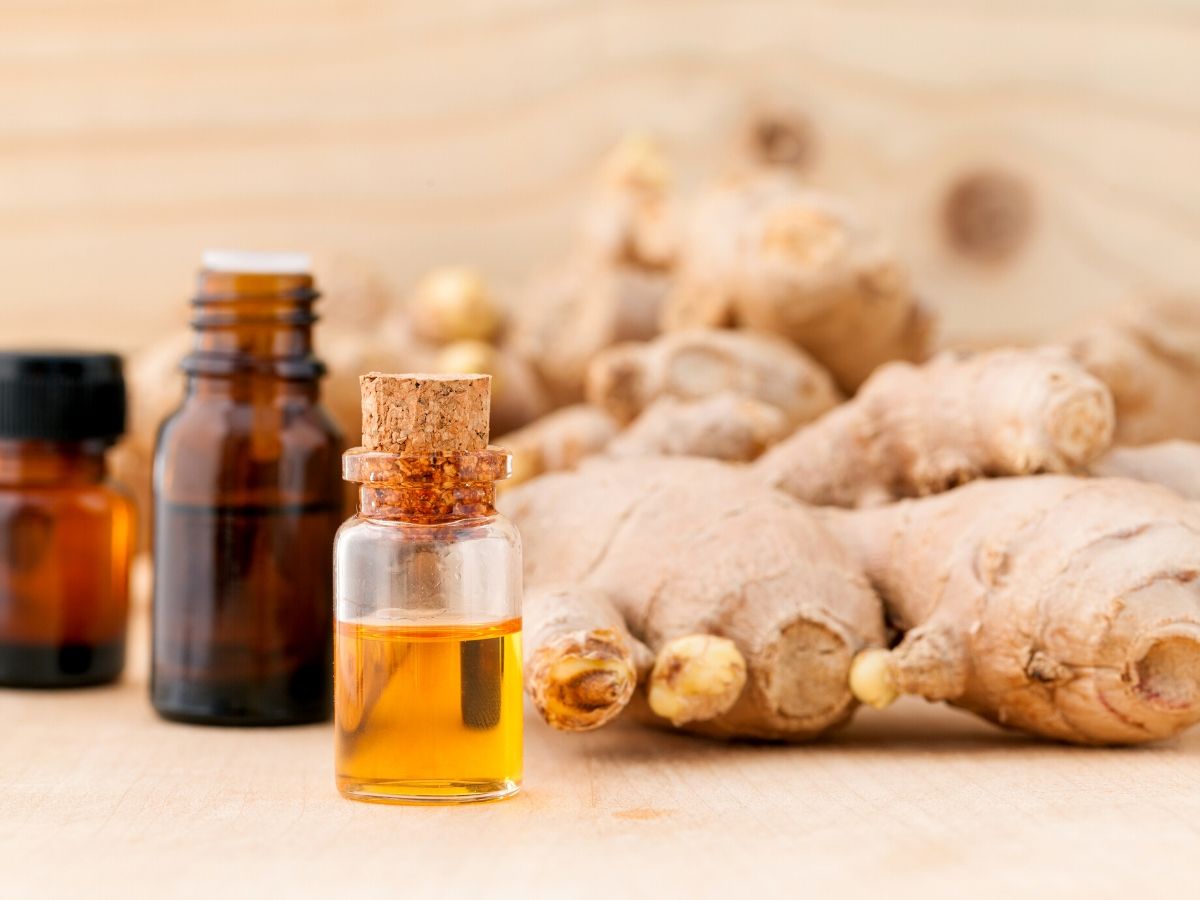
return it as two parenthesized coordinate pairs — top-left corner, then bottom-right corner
(151, 251), (343, 725)
(334, 373), (523, 804)
(0, 351), (134, 687)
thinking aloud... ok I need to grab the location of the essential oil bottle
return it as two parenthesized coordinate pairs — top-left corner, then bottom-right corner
(151, 251), (343, 725)
(335, 373), (523, 803)
(0, 351), (134, 687)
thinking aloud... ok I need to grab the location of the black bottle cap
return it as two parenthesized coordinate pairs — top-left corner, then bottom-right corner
(0, 351), (127, 442)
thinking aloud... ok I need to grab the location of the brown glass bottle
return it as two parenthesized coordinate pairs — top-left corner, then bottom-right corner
(0, 352), (133, 687)
(151, 252), (342, 725)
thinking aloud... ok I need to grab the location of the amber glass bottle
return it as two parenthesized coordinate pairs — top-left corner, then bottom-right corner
(151, 251), (342, 725)
(0, 352), (133, 687)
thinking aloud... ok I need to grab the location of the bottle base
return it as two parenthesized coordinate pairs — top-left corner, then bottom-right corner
(152, 676), (330, 727)
(0, 639), (124, 688)
(337, 776), (520, 805)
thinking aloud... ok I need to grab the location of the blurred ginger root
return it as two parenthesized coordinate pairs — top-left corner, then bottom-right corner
(1065, 297), (1200, 445)
(664, 174), (934, 393)
(511, 135), (678, 405)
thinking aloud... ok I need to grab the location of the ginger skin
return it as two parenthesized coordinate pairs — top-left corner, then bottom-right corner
(514, 262), (670, 406)
(499, 404), (620, 487)
(502, 391), (790, 488)
(501, 457), (886, 740)
(1066, 298), (1200, 445)
(607, 392), (790, 463)
(664, 174), (933, 392)
(825, 476), (1200, 744)
(587, 328), (840, 428)
(755, 347), (1116, 507)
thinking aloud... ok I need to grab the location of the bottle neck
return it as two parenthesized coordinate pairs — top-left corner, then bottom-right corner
(344, 448), (509, 524)
(185, 270), (325, 380)
(185, 376), (321, 403)
(357, 483), (497, 523)
(0, 439), (108, 487)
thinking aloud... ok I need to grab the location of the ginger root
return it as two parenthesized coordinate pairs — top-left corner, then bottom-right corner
(647, 635), (748, 727)
(755, 347), (1115, 507)
(502, 391), (790, 488)
(511, 136), (676, 405)
(1066, 298), (1200, 445)
(502, 457), (887, 739)
(587, 328), (840, 428)
(607, 392), (790, 462)
(825, 476), (1200, 744)
(524, 584), (652, 731)
(407, 266), (502, 345)
(499, 404), (621, 486)
(579, 133), (677, 271)
(664, 174), (933, 392)
(514, 261), (670, 406)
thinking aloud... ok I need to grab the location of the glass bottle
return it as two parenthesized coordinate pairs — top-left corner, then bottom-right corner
(0, 351), (134, 687)
(151, 251), (342, 725)
(334, 373), (523, 803)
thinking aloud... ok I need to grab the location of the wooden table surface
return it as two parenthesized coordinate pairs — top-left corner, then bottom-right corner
(3, 610), (1199, 899)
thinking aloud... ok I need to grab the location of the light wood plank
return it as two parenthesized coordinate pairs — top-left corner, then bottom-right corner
(1, 0), (1199, 352)
(1, 604), (1197, 897)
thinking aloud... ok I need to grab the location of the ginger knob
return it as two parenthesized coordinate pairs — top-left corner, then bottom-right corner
(848, 648), (899, 710)
(648, 635), (748, 726)
(409, 267), (502, 345)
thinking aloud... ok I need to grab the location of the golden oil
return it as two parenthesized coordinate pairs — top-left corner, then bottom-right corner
(335, 616), (523, 803)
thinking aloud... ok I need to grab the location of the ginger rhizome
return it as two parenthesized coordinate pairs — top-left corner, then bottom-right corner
(664, 174), (933, 392)
(1066, 298), (1200, 445)
(606, 392), (790, 463)
(826, 476), (1200, 744)
(407, 266), (502, 345)
(755, 347), (1115, 507)
(511, 136), (676, 405)
(587, 328), (840, 428)
(499, 404), (620, 486)
(503, 457), (886, 740)
(524, 584), (652, 731)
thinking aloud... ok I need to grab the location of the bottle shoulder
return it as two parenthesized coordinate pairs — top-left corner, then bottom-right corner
(0, 477), (133, 521)
(335, 512), (520, 545)
(159, 395), (340, 449)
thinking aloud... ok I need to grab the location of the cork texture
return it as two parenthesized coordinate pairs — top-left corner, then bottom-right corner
(359, 372), (491, 452)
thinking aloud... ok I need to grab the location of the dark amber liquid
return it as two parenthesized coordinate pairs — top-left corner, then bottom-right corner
(151, 499), (339, 724)
(0, 448), (133, 688)
(151, 267), (342, 724)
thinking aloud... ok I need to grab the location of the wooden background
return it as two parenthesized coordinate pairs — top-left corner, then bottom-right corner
(3, 0), (1200, 351)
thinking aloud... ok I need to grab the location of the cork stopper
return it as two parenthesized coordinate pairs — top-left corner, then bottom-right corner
(359, 373), (490, 453)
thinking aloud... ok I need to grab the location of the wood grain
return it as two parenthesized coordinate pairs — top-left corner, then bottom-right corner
(3, 0), (1200, 353)
(0, 602), (1199, 897)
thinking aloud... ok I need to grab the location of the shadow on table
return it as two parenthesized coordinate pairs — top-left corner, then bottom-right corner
(552, 697), (1184, 764)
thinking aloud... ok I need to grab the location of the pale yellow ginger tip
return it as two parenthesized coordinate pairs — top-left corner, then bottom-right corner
(435, 339), (502, 382)
(409, 266), (501, 344)
(648, 635), (747, 726)
(601, 133), (671, 194)
(849, 647), (899, 710)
